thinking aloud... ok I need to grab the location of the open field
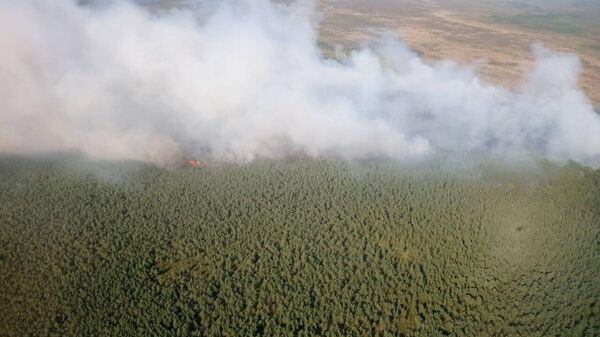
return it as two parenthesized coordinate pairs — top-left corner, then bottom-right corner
(317, 0), (600, 104)
(1, 156), (598, 336)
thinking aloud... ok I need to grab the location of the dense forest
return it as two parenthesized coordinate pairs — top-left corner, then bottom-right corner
(0, 155), (598, 337)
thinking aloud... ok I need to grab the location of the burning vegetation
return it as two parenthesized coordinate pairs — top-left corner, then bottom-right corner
(184, 159), (206, 168)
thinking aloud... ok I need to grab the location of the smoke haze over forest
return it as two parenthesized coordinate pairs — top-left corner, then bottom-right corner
(2, 0), (600, 165)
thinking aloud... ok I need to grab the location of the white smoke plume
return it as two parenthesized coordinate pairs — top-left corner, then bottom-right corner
(1, 0), (600, 166)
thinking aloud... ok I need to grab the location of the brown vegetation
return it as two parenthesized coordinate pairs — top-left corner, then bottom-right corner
(318, 0), (600, 104)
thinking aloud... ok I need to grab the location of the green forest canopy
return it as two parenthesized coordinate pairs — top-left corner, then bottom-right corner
(0, 156), (598, 336)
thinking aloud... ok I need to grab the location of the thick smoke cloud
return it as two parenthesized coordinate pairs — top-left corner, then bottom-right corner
(1, 0), (600, 165)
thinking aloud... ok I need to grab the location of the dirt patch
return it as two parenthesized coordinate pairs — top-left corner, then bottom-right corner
(318, 0), (600, 103)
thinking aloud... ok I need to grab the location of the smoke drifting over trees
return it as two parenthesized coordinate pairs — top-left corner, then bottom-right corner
(1, 0), (600, 165)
